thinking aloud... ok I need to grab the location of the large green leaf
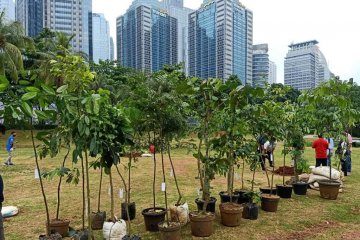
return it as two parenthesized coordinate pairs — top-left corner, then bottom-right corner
(21, 101), (33, 117)
(21, 92), (37, 101)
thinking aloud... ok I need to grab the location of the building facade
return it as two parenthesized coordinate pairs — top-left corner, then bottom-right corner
(188, 0), (253, 83)
(117, 0), (191, 72)
(92, 13), (110, 63)
(0, 0), (15, 21)
(268, 60), (277, 84)
(16, 0), (43, 37)
(110, 37), (114, 61)
(43, 0), (92, 56)
(284, 40), (331, 90)
(252, 44), (269, 87)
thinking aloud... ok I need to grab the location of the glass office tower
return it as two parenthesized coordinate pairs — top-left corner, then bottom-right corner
(252, 44), (269, 88)
(284, 40), (331, 90)
(44, 0), (92, 56)
(189, 0), (253, 83)
(16, 0), (43, 37)
(117, 0), (192, 72)
(92, 13), (110, 63)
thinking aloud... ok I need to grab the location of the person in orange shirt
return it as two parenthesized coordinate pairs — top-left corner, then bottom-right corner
(312, 133), (329, 167)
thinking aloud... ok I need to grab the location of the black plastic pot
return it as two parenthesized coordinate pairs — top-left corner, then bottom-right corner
(259, 187), (277, 195)
(292, 182), (308, 195)
(234, 190), (251, 204)
(276, 184), (293, 199)
(142, 207), (166, 232)
(121, 202), (136, 220)
(195, 197), (217, 213)
(242, 203), (258, 220)
(219, 191), (240, 203)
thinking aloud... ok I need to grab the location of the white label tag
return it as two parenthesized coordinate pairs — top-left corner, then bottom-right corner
(119, 188), (124, 199)
(235, 172), (240, 180)
(108, 186), (111, 196)
(170, 169), (174, 177)
(85, 200), (88, 217)
(161, 182), (166, 192)
(197, 188), (202, 196)
(35, 169), (39, 179)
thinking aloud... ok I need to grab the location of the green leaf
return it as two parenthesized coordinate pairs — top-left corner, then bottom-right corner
(21, 92), (37, 101)
(0, 75), (9, 84)
(35, 110), (51, 120)
(0, 83), (8, 91)
(21, 102), (33, 117)
(19, 80), (30, 86)
(26, 87), (40, 92)
(56, 85), (68, 93)
(41, 84), (56, 95)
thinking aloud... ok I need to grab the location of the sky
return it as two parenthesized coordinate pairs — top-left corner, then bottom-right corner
(93, 0), (360, 84)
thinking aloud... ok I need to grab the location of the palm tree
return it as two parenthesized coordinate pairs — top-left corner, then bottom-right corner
(0, 11), (33, 82)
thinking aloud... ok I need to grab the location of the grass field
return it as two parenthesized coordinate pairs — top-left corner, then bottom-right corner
(1, 131), (360, 240)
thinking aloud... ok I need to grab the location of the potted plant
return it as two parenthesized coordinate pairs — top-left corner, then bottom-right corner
(187, 78), (227, 237)
(301, 79), (359, 200)
(39, 129), (72, 237)
(90, 165), (106, 230)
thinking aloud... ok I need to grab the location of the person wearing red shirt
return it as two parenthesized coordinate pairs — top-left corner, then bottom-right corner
(312, 134), (329, 167)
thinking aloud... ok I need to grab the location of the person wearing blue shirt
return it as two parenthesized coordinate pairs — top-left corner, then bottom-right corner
(4, 132), (16, 166)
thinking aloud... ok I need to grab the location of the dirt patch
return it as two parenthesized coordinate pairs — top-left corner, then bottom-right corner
(351, 207), (360, 215)
(341, 231), (360, 240)
(265, 221), (339, 240)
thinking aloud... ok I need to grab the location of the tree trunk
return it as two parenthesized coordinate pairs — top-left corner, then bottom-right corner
(167, 144), (182, 205)
(152, 133), (156, 210)
(97, 165), (103, 213)
(81, 156), (85, 230)
(161, 145), (169, 224)
(84, 150), (92, 239)
(115, 164), (130, 234)
(241, 159), (245, 190)
(31, 126), (50, 235)
(109, 169), (115, 222)
(56, 148), (70, 220)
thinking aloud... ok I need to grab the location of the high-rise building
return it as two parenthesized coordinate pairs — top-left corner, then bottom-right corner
(117, 0), (192, 72)
(92, 13), (110, 63)
(284, 40), (331, 90)
(0, 0), (15, 21)
(43, 0), (92, 56)
(16, 0), (43, 37)
(110, 37), (114, 61)
(252, 44), (269, 87)
(268, 61), (277, 84)
(188, 0), (253, 83)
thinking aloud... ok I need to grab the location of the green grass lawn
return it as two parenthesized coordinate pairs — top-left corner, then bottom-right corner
(0, 131), (360, 239)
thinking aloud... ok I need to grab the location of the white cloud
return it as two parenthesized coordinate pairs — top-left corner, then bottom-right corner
(93, 0), (360, 83)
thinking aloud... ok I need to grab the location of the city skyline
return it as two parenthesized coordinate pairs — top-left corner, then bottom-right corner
(93, 0), (360, 84)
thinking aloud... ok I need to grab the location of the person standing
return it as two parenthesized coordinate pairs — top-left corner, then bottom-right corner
(326, 137), (334, 166)
(312, 133), (329, 167)
(344, 132), (352, 175)
(4, 132), (16, 166)
(0, 174), (4, 240)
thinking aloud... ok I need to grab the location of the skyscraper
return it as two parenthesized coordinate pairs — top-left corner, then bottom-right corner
(110, 37), (114, 61)
(16, 0), (43, 37)
(0, 0), (15, 21)
(117, 0), (192, 72)
(284, 40), (331, 90)
(252, 44), (269, 87)
(268, 61), (277, 84)
(188, 0), (253, 83)
(92, 13), (110, 63)
(43, 0), (92, 56)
